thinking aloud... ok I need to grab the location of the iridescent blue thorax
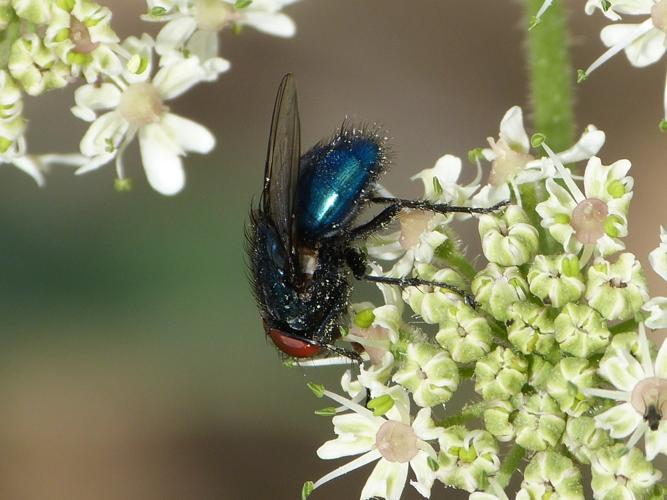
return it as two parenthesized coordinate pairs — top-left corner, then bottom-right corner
(296, 128), (386, 242)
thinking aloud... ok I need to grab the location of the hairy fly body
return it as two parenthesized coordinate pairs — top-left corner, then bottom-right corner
(247, 74), (506, 360)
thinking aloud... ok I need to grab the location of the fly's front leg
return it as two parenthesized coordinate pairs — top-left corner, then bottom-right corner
(370, 197), (509, 216)
(362, 274), (478, 309)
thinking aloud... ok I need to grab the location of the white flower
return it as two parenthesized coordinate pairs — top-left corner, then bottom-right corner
(583, 0), (667, 120)
(411, 154), (480, 216)
(473, 106), (605, 207)
(44, 0), (122, 82)
(586, 323), (667, 460)
(72, 36), (215, 195)
(536, 145), (632, 261)
(147, 0), (300, 70)
(310, 386), (441, 500)
(643, 227), (667, 329)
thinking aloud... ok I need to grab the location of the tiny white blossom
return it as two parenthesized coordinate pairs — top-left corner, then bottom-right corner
(586, 323), (667, 460)
(473, 106), (605, 207)
(583, 0), (667, 121)
(536, 145), (632, 261)
(643, 227), (667, 329)
(72, 36), (215, 195)
(310, 386), (441, 500)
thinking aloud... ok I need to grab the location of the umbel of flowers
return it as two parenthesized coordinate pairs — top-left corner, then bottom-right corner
(0, 0), (300, 193)
(300, 107), (667, 499)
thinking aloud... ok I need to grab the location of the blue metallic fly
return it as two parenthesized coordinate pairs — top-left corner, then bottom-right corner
(247, 74), (506, 360)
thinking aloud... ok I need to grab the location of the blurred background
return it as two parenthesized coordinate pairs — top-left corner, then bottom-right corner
(2, 0), (666, 498)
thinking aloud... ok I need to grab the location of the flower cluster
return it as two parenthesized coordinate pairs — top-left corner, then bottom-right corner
(300, 107), (667, 499)
(0, 0), (300, 193)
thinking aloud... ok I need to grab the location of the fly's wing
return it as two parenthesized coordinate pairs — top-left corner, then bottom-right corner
(261, 73), (301, 278)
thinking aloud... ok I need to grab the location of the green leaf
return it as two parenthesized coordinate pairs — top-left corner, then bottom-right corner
(235, 0), (253, 8)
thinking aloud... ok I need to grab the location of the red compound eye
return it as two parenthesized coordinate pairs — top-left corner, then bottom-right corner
(267, 328), (321, 358)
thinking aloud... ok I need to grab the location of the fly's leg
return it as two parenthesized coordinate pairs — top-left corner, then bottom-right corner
(348, 198), (508, 241)
(344, 248), (478, 308)
(370, 197), (509, 215)
(363, 274), (478, 309)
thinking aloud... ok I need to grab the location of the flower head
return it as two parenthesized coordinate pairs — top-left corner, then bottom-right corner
(310, 386), (441, 500)
(587, 323), (667, 460)
(72, 37), (215, 195)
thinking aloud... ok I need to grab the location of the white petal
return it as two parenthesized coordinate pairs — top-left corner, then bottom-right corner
(80, 112), (129, 157)
(161, 113), (215, 154)
(153, 58), (205, 100)
(409, 451), (435, 498)
(359, 459), (408, 500)
(155, 17), (197, 55)
(601, 24), (666, 67)
(11, 156), (45, 186)
(645, 424), (667, 460)
(139, 123), (185, 195)
(498, 106), (529, 153)
(654, 334), (667, 378)
(243, 12), (296, 37)
(649, 241), (667, 282)
(594, 402), (643, 438)
(75, 153), (115, 175)
(556, 126), (605, 164)
(74, 83), (122, 112)
(644, 297), (667, 330)
(187, 30), (219, 64)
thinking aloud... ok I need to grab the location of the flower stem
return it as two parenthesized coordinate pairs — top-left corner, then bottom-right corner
(525, 0), (575, 151)
(496, 444), (526, 489)
(523, 0), (575, 254)
(436, 401), (486, 427)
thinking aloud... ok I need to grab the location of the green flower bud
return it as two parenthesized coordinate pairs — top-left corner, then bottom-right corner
(404, 266), (466, 324)
(8, 35), (68, 96)
(528, 355), (554, 391)
(437, 426), (500, 493)
(554, 303), (610, 358)
(392, 343), (459, 407)
(527, 254), (585, 308)
(546, 357), (596, 417)
(483, 399), (516, 442)
(591, 445), (662, 500)
(12, 0), (51, 24)
(436, 302), (493, 363)
(513, 392), (566, 451)
(472, 264), (529, 322)
(516, 452), (584, 500)
(562, 416), (612, 465)
(475, 347), (528, 400)
(479, 205), (539, 266)
(586, 253), (649, 321)
(507, 302), (556, 356)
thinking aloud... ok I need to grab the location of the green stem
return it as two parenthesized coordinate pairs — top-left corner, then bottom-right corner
(524, 0), (575, 255)
(496, 444), (526, 489)
(435, 401), (486, 428)
(525, 0), (575, 151)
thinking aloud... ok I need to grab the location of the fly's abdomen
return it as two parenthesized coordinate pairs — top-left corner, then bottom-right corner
(297, 130), (386, 241)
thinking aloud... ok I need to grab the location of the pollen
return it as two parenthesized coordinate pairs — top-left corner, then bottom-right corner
(571, 197), (608, 244)
(375, 420), (419, 463)
(118, 83), (164, 127)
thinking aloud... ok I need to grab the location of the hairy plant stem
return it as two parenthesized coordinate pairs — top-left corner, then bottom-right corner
(523, 0), (576, 255)
(435, 400), (487, 428)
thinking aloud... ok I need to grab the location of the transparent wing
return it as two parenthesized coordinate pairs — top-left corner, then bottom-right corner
(261, 73), (301, 277)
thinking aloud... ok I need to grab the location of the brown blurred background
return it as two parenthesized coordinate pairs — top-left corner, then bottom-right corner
(1, 0), (666, 498)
